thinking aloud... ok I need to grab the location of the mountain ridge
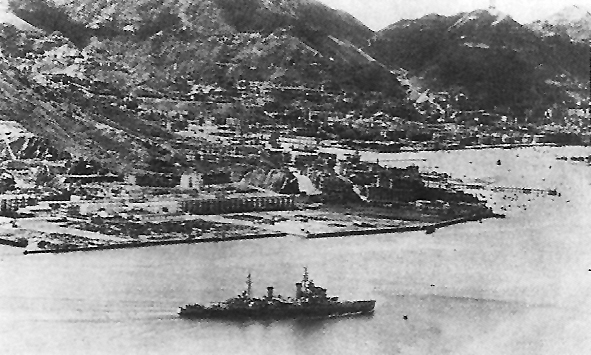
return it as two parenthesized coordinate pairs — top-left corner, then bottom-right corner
(369, 9), (589, 117)
(528, 5), (591, 43)
(7, 0), (396, 94)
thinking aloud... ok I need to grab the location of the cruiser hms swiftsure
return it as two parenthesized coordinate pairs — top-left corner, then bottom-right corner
(178, 268), (375, 319)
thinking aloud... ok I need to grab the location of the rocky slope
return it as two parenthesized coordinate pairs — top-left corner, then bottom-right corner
(369, 9), (589, 117)
(0, 25), (178, 172)
(7, 0), (400, 95)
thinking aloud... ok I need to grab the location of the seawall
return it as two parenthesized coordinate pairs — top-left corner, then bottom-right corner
(23, 232), (288, 255)
(306, 213), (503, 239)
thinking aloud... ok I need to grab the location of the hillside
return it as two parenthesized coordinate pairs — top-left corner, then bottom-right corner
(0, 25), (179, 172)
(0, 0), (409, 172)
(369, 9), (589, 117)
(7, 0), (400, 95)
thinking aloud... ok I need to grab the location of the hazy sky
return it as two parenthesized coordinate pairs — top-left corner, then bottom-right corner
(317, 0), (591, 30)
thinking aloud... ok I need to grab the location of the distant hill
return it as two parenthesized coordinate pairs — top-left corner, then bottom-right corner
(369, 9), (589, 116)
(528, 5), (591, 43)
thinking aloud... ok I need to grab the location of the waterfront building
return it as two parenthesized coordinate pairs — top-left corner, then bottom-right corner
(181, 194), (295, 215)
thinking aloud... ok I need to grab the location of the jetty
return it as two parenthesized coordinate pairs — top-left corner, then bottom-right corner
(306, 213), (503, 239)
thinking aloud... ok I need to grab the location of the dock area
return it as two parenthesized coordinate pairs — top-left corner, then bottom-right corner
(22, 232), (288, 255)
(306, 212), (503, 239)
(5, 205), (502, 255)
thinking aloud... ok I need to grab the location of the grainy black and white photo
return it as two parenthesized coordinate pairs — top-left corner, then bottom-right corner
(0, 0), (590, 353)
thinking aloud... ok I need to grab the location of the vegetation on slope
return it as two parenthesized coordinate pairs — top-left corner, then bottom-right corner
(369, 10), (589, 117)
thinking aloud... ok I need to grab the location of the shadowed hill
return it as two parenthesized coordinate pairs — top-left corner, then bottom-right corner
(8, 0), (397, 95)
(369, 9), (589, 116)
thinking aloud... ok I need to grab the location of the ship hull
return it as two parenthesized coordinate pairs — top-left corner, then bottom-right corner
(179, 300), (375, 319)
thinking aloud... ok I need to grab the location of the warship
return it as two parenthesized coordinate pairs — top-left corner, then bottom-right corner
(178, 268), (375, 319)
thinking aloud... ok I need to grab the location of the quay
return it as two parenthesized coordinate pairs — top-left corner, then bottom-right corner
(448, 183), (557, 195)
(20, 212), (503, 254)
(306, 213), (504, 239)
(22, 232), (288, 255)
(489, 186), (556, 194)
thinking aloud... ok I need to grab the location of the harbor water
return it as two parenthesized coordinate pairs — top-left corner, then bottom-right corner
(1, 146), (591, 354)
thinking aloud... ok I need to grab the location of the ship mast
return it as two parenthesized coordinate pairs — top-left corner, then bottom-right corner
(302, 267), (309, 287)
(246, 273), (252, 297)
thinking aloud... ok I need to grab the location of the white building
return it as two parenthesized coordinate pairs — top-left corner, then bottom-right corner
(180, 171), (203, 191)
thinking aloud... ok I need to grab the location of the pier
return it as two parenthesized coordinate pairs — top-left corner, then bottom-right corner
(449, 183), (557, 195)
(306, 212), (503, 239)
(489, 186), (554, 194)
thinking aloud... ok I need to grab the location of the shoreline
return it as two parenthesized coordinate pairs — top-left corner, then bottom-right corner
(21, 212), (503, 255)
(306, 213), (503, 239)
(329, 142), (560, 154)
(22, 232), (288, 255)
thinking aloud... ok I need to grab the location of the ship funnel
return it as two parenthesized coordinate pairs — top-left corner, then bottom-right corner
(267, 286), (274, 299)
(295, 283), (303, 299)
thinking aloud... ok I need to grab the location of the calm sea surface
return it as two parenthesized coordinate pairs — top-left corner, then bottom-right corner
(1, 147), (591, 355)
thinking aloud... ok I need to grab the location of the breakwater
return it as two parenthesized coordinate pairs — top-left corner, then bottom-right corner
(23, 232), (288, 255)
(306, 213), (503, 239)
